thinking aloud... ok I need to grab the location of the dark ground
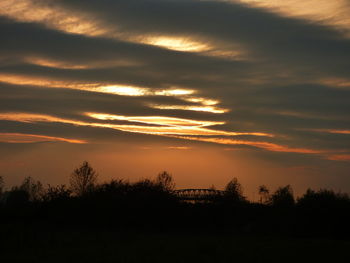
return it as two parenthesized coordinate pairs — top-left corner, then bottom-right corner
(1, 224), (349, 263)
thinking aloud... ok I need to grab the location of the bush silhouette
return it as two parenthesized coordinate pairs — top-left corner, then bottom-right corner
(224, 177), (245, 202)
(298, 188), (350, 210)
(2, 163), (350, 239)
(43, 184), (72, 202)
(269, 185), (295, 208)
(4, 189), (29, 207)
(0, 176), (4, 195)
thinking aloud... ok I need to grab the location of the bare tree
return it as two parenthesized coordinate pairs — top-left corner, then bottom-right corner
(70, 161), (98, 196)
(155, 171), (175, 192)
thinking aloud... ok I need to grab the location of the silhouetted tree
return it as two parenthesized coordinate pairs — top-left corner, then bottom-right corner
(155, 171), (175, 192)
(298, 188), (350, 210)
(269, 185), (295, 208)
(5, 188), (29, 207)
(224, 177), (245, 202)
(258, 185), (270, 204)
(0, 176), (4, 195)
(19, 176), (44, 201)
(70, 161), (98, 196)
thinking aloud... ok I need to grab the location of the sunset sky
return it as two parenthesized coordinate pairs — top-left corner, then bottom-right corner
(1, 0), (350, 198)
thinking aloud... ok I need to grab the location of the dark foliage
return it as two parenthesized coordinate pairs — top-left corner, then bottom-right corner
(1, 164), (350, 240)
(269, 185), (295, 208)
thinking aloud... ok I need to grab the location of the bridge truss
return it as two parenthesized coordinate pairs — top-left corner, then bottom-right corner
(173, 189), (225, 202)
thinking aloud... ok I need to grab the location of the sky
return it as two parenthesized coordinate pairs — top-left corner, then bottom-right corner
(0, 0), (350, 198)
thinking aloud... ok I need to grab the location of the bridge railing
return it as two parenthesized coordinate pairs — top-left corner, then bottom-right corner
(173, 189), (226, 201)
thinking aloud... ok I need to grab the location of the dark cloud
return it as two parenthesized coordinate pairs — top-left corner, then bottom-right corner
(46, 0), (350, 76)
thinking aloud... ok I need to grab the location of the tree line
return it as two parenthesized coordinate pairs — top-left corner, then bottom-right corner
(1, 161), (350, 238)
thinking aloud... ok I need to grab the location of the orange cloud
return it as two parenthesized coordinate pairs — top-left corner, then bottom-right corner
(86, 113), (225, 127)
(0, 0), (108, 37)
(0, 133), (86, 144)
(0, 73), (227, 113)
(0, 112), (272, 138)
(168, 136), (324, 154)
(86, 112), (272, 137)
(167, 146), (192, 150)
(305, 129), (350, 135)
(2, 113), (345, 158)
(149, 104), (229, 114)
(323, 130), (350, 135)
(326, 154), (350, 161)
(235, 0), (350, 33)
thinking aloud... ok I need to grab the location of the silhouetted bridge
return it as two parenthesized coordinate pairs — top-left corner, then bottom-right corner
(174, 189), (226, 201)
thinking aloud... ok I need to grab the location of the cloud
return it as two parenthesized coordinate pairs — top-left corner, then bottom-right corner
(0, 0), (349, 166)
(0, 132), (85, 144)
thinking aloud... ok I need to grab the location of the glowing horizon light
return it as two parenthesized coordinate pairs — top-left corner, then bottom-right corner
(142, 36), (210, 52)
(149, 104), (229, 114)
